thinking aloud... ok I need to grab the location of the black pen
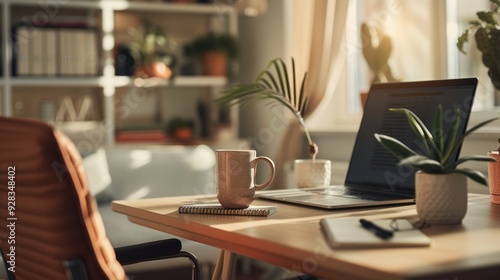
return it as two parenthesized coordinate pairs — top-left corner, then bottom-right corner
(359, 219), (394, 240)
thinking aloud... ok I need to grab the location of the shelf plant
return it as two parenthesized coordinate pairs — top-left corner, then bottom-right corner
(186, 32), (238, 76)
(457, 0), (500, 89)
(374, 106), (498, 185)
(128, 20), (177, 79)
(187, 32), (238, 58)
(216, 57), (318, 160)
(165, 117), (195, 141)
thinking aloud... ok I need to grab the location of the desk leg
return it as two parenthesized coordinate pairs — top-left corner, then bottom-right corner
(211, 250), (235, 280)
(211, 250), (224, 280)
(221, 250), (234, 280)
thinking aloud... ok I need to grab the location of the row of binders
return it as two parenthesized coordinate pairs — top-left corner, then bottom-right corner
(12, 24), (99, 77)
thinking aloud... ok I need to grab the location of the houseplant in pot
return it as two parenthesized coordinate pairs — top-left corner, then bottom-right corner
(487, 139), (500, 204)
(128, 21), (177, 79)
(457, 0), (500, 90)
(375, 106), (498, 224)
(217, 58), (330, 188)
(186, 32), (238, 76)
(165, 117), (195, 142)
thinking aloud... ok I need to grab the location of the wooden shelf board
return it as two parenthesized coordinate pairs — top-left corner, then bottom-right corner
(7, 76), (227, 88)
(10, 77), (105, 87)
(115, 76), (228, 88)
(8, 0), (235, 14)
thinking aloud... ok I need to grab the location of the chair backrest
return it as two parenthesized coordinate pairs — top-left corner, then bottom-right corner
(0, 117), (125, 280)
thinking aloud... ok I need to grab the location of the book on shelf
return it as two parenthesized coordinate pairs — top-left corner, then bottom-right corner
(178, 203), (277, 217)
(12, 25), (31, 76)
(115, 130), (168, 143)
(31, 26), (44, 75)
(11, 20), (99, 77)
(43, 28), (58, 76)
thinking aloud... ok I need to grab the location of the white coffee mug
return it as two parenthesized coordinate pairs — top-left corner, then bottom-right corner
(216, 149), (275, 208)
(294, 159), (331, 188)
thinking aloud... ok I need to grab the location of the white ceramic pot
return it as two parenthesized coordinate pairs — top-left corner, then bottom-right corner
(294, 159), (331, 188)
(415, 172), (467, 225)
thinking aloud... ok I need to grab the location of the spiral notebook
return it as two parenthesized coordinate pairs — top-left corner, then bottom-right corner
(178, 203), (277, 216)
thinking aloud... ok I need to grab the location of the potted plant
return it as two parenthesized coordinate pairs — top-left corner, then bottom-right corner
(374, 106), (498, 224)
(186, 32), (238, 76)
(217, 58), (331, 188)
(128, 20), (177, 79)
(457, 0), (500, 89)
(165, 117), (195, 142)
(487, 138), (500, 204)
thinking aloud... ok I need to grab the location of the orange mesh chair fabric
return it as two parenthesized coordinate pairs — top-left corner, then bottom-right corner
(0, 117), (126, 280)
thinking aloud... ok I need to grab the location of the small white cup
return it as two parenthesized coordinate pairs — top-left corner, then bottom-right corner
(294, 159), (331, 188)
(216, 149), (275, 208)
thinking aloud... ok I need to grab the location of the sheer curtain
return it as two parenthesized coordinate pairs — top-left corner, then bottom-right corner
(274, 0), (349, 188)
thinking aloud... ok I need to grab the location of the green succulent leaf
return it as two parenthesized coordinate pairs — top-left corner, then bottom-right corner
(453, 168), (489, 186)
(443, 116), (500, 165)
(463, 117), (500, 139)
(398, 155), (444, 173)
(452, 155), (496, 169)
(441, 108), (461, 165)
(374, 133), (417, 159)
(389, 108), (440, 159)
(432, 105), (444, 158)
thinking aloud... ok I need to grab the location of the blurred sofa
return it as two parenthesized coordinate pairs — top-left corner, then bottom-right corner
(82, 144), (220, 278)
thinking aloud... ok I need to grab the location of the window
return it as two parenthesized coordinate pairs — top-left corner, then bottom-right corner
(308, 0), (499, 132)
(455, 0), (496, 111)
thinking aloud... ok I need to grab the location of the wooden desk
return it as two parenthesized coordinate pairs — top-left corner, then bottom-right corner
(112, 194), (500, 280)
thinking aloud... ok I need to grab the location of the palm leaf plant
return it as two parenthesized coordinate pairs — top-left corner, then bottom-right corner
(374, 105), (499, 185)
(216, 58), (319, 160)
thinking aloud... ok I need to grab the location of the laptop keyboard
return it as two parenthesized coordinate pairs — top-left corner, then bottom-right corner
(313, 188), (397, 201)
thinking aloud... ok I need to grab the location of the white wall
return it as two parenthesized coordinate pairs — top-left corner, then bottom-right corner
(237, 0), (290, 187)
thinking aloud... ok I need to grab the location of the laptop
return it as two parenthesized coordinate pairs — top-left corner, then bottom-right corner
(257, 78), (479, 209)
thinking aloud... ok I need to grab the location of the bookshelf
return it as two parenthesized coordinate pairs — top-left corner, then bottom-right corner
(0, 0), (239, 148)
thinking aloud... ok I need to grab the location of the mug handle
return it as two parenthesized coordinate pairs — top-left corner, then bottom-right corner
(251, 156), (276, 191)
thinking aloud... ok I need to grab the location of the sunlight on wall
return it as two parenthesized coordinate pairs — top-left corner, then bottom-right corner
(129, 150), (152, 169)
(185, 145), (215, 171)
(125, 186), (151, 200)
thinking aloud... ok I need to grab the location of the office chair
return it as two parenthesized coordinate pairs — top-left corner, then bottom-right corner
(0, 116), (201, 280)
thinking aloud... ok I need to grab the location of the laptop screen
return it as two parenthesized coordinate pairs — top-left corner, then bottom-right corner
(345, 78), (478, 196)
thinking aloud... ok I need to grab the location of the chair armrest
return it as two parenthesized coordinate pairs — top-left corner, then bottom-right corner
(114, 239), (182, 265)
(63, 259), (89, 280)
(114, 239), (202, 279)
